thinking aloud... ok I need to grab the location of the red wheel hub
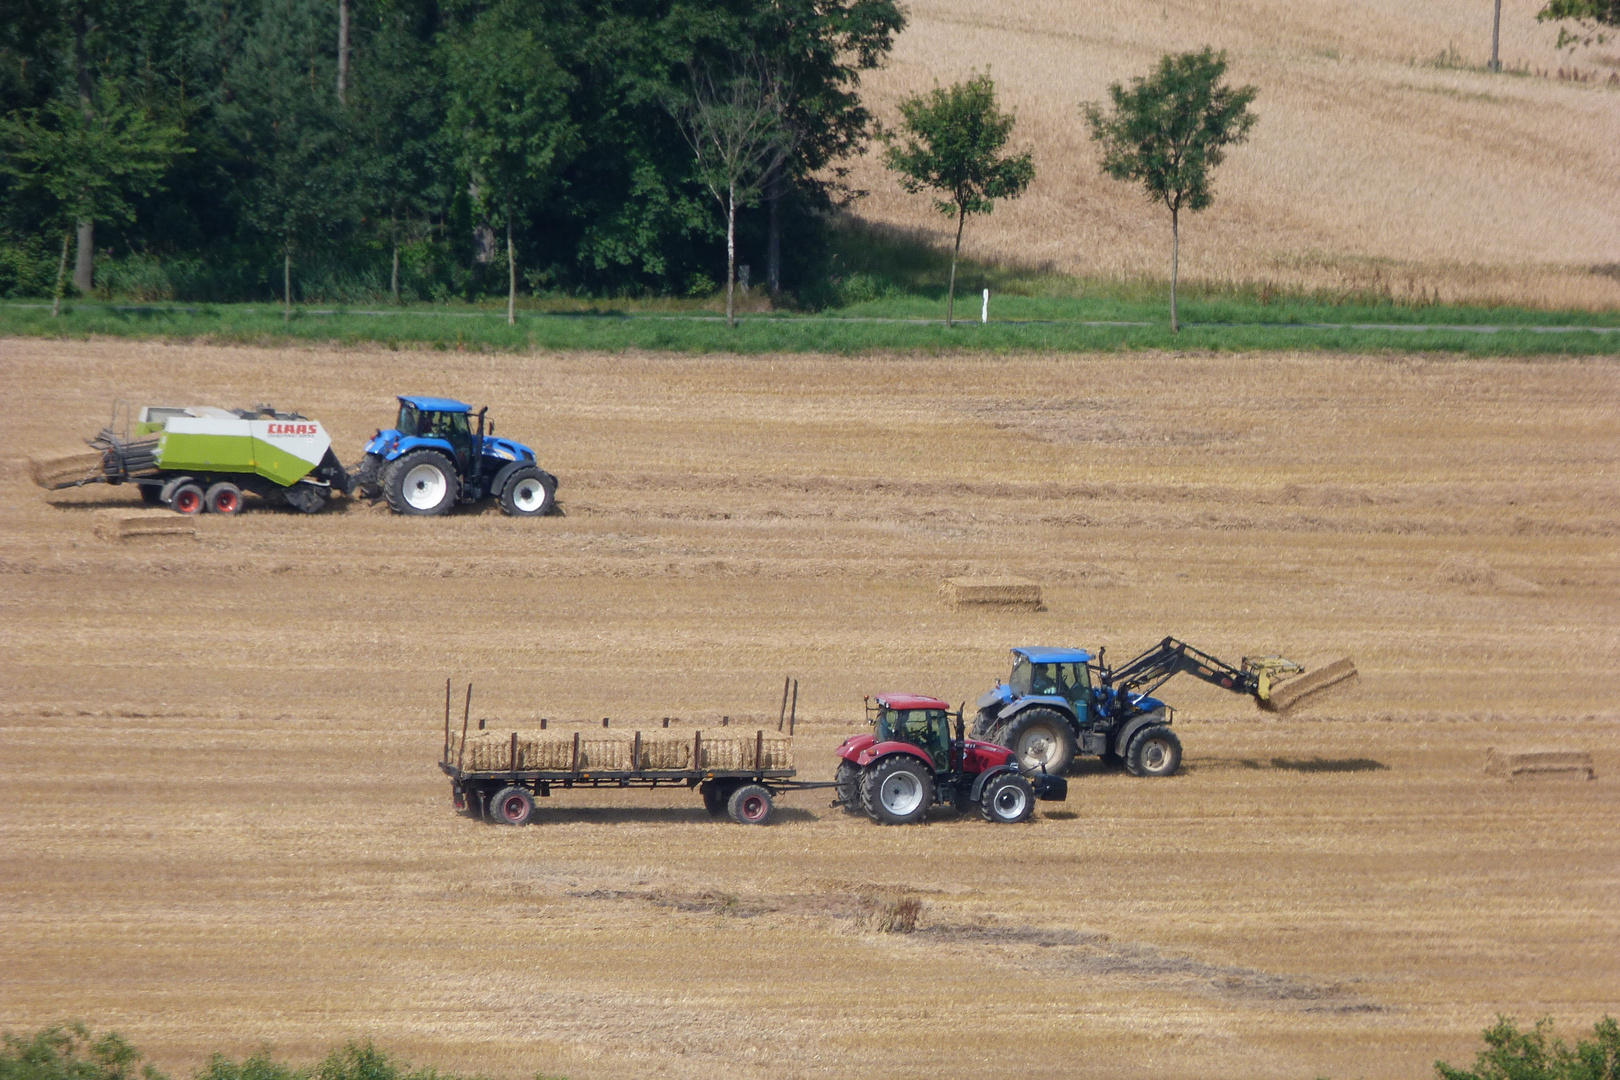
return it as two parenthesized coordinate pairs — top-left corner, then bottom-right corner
(740, 795), (766, 822)
(216, 490), (239, 513)
(501, 796), (526, 821)
(173, 489), (201, 514)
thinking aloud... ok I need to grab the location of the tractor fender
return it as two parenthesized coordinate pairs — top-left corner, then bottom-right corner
(1112, 711), (1169, 757)
(384, 435), (457, 463)
(487, 460), (525, 500)
(836, 733), (877, 763)
(976, 685), (1013, 712)
(854, 741), (935, 769)
(997, 696), (1078, 727)
(969, 763), (1022, 803)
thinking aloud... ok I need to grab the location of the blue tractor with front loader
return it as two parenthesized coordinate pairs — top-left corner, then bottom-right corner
(974, 639), (1357, 776)
(352, 395), (558, 517)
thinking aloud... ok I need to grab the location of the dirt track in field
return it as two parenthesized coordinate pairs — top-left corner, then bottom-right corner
(2, 338), (1618, 1080)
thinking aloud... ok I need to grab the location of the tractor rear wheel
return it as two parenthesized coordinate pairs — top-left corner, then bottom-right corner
(489, 786), (535, 825)
(971, 708), (1002, 741)
(834, 761), (862, 814)
(500, 466), (556, 517)
(169, 482), (204, 516)
(861, 756), (933, 826)
(1000, 708), (1077, 774)
(979, 773), (1036, 823)
(205, 481), (243, 515)
(385, 449), (458, 516)
(1125, 725), (1182, 778)
(726, 784), (774, 825)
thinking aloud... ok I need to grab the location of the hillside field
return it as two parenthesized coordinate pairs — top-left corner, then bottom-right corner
(849, 0), (1620, 309)
(1, 338), (1617, 1080)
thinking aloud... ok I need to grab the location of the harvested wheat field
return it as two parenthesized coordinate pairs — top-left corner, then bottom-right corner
(1, 338), (1618, 1080)
(851, 0), (1620, 307)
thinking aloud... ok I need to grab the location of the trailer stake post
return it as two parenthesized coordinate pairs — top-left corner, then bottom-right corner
(571, 731), (580, 774)
(456, 683), (471, 772)
(789, 679), (798, 735)
(778, 676), (790, 731)
(510, 731), (518, 774)
(443, 678), (451, 762)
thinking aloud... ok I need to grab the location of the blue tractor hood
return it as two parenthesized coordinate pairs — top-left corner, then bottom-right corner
(480, 435), (535, 463)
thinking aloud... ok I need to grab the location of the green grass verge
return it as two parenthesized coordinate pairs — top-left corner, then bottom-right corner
(4, 298), (1617, 356)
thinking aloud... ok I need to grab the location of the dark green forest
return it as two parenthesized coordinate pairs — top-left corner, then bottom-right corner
(0, 0), (905, 305)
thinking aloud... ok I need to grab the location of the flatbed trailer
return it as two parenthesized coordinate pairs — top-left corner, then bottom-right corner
(440, 683), (830, 826)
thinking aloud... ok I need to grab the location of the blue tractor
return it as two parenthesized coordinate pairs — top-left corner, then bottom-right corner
(974, 638), (1325, 777)
(353, 395), (558, 517)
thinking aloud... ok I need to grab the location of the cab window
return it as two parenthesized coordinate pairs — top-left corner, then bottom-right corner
(1057, 662), (1089, 694)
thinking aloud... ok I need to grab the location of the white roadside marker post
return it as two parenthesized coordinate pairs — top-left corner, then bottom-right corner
(982, 288), (989, 324)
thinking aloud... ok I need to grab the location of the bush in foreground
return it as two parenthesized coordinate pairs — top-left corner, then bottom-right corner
(1436, 1016), (1620, 1080)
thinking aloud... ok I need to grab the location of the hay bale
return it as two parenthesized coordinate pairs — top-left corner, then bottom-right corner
(941, 576), (1042, 609)
(93, 511), (195, 542)
(1265, 657), (1357, 712)
(452, 729), (792, 772)
(1484, 747), (1595, 780)
(30, 449), (107, 488)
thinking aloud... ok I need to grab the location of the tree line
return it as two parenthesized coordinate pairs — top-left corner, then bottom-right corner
(0, 0), (905, 310)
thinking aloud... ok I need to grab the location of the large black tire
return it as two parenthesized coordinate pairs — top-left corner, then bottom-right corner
(726, 784), (774, 825)
(1000, 708), (1078, 774)
(1125, 725), (1182, 778)
(489, 786), (535, 825)
(352, 452), (386, 497)
(861, 756), (934, 826)
(499, 466), (556, 517)
(978, 773), (1036, 823)
(385, 449), (458, 516)
(971, 708), (1002, 741)
(834, 761), (863, 814)
(204, 481), (243, 515)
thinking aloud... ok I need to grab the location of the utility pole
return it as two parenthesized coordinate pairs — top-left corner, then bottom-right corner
(1490, 0), (1503, 71)
(337, 0), (349, 103)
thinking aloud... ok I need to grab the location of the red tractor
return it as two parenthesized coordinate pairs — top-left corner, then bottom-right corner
(834, 693), (1068, 825)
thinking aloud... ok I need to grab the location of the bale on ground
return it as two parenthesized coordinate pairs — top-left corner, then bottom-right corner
(941, 576), (1042, 609)
(1485, 747), (1595, 780)
(30, 450), (107, 489)
(93, 511), (195, 542)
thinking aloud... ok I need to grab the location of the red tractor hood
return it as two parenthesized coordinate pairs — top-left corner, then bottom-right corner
(837, 733), (1015, 772)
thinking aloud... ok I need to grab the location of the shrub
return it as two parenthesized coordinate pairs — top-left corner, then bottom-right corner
(1436, 1015), (1620, 1080)
(0, 1023), (166, 1080)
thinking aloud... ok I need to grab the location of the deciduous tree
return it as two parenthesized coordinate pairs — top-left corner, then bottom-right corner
(1084, 48), (1257, 333)
(882, 72), (1033, 327)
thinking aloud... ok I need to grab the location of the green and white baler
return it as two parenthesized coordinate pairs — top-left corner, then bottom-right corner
(30, 404), (351, 515)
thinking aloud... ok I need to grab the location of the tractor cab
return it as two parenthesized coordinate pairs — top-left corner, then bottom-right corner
(1007, 646), (1094, 723)
(396, 397), (475, 470)
(872, 696), (955, 772)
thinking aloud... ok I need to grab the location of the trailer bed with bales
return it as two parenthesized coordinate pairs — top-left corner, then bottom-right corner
(440, 682), (816, 825)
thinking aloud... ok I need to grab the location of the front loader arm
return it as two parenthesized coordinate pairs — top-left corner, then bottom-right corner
(1100, 637), (1276, 701)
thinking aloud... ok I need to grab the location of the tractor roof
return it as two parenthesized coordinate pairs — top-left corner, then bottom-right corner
(1012, 646), (1093, 664)
(875, 693), (950, 711)
(398, 395), (471, 413)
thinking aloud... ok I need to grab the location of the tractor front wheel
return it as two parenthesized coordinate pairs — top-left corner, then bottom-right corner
(979, 773), (1036, 823)
(500, 466), (556, 517)
(727, 784), (774, 825)
(385, 450), (458, 516)
(1000, 708), (1077, 774)
(1125, 725), (1182, 778)
(489, 786), (535, 825)
(861, 756), (933, 826)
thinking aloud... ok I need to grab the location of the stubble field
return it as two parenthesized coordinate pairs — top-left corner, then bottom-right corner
(851, 0), (1620, 308)
(1, 338), (1618, 1080)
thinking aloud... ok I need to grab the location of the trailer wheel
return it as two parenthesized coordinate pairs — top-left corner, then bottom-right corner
(169, 482), (204, 516)
(862, 756), (933, 825)
(1125, 725), (1182, 778)
(834, 761), (863, 814)
(727, 784), (774, 825)
(489, 786), (535, 825)
(385, 449), (458, 516)
(979, 773), (1035, 823)
(1000, 708), (1077, 774)
(499, 467), (556, 517)
(205, 482), (243, 515)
